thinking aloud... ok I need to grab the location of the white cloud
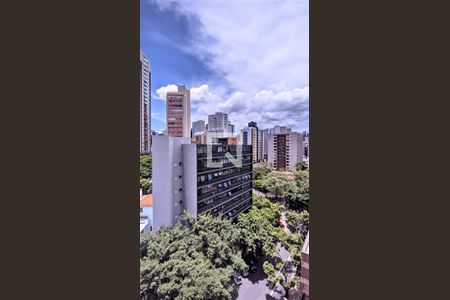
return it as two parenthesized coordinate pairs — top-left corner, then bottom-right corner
(152, 0), (309, 131)
(175, 0), (309, 92)
(155, 84), (178, 99)
(190, 84), (309, 132)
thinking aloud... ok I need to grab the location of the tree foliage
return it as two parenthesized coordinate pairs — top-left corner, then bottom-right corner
(140, 213), (246, 300)
(253, 167), (272, 180)
(140, 155), (152, 179)
(285, 170), (309, 211)
(140, 155), (152, 192)
(295, 161), (308, 171)
(286, 210), (309, 231)
(254, 172), (297, 200)
(236, 195), (283, 259)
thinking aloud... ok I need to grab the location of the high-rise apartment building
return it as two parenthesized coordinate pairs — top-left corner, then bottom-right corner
(268, 131), (304, 171)
(206, 112), (235, 144)
(242, 121), (262, 163)
(192, 120), (206, 135)
(152, 136), (253, 230)
(166, 85), (191, 138)
(208, 112), (229, 131)
(262, 128), (269, 162)
(262, 125), (295, 162)
(140, 50), (151, 154)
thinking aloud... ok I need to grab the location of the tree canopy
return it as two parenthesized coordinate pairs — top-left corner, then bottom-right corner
(254, 171), (297, 200)
(295, 161), (308, 171)
(236, 195), (284, 258)
(253, 167), (272, 180)
(140, 155), (152, 193)
(140, 213), (246, 300)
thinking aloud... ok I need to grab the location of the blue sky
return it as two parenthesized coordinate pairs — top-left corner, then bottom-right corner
(141, 0), (309, 132)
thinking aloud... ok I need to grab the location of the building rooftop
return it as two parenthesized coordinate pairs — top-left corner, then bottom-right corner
(140, 194), (153, 207)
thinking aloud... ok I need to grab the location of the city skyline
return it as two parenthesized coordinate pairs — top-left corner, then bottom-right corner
(141, 0), (309, 133)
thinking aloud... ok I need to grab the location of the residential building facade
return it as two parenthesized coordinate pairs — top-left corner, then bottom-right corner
(192, 120), (206, 135)
(166, 85), (191, 138)
(206, 112), (235, 144)
(268, 131), (304, 171)
(241, 122), (262, 163)
(152, 135), (253, 230)
(193, 131), (206, 144)
(140, 50), (151, 154)
(208, 112), (229, 131)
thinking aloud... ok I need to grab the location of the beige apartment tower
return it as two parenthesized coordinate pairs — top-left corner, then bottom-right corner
(166, 86), (191, 138)
(268, 131), (304, 171)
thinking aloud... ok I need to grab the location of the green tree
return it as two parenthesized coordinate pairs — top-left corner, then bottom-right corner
(140, 213), (246, 300)
(236, 195), (283, 259)
(140, 155), (152, 180)
(294, 170), (309, 194)
(256, 171), (297, 200)
(285, 170), (309, 211)
(295, 161), (308, 171)
(286, 210), (309, 233)
(253, 167), (271, 180)
(140, 178), (151, 190)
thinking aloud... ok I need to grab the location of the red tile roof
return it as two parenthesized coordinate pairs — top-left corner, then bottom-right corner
(140, 194), (153, 207)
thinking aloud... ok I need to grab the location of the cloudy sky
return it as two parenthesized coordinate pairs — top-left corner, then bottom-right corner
(141, 0), (309, 132)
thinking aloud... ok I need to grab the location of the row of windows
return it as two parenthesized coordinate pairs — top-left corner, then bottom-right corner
(198, 155), (252, 166)
(198, 178), (251, 197)
(197, 160), (252, 173)
(204, 191), (252, 216)
(197, 165), (251, 183)
(198, 188), (251, 214)
(198, 171), (251, 186)
(197, 145), (252, 155)
(212, 198), (252, 219)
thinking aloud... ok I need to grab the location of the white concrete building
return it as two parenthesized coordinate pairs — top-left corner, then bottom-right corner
(140, 194), (153, 234)
(206, 112), (235, 144)
(152, 135), (253, 230)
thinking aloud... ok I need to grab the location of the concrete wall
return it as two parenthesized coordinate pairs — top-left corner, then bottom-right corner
(140, 206), (153, 229)
(153, 135), (190, 230)
(182, 144), (198, 216)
